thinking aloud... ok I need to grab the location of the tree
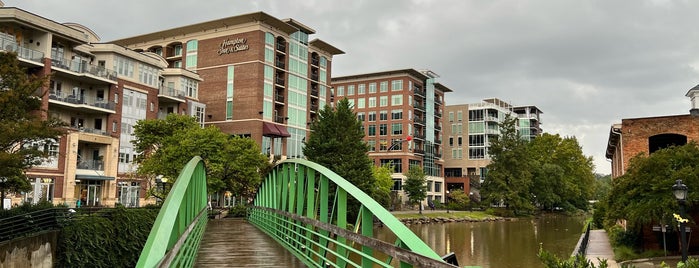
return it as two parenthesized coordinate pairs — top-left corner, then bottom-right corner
(480, 114), (535, 215)
(528, 133), (596, 211)
(371, 163), (394, 209)
(304, 98), (375, 195)
(0, 52), (65, 209)
(447, 189), (470, 210)
(132, 114), (268, 202)
(604, 142), (699, 229)
(404, 166), (427, 214)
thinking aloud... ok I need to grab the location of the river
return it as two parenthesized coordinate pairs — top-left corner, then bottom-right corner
(374, 215), (586, 268)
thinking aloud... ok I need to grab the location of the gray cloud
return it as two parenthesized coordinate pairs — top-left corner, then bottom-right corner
(9, 0), (699, 174)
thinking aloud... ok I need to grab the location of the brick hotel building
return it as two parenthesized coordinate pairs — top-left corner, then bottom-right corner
(331, 69), (451, 207)
(112, 12), (343, 160)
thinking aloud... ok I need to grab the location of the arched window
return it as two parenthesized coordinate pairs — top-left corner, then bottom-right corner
(648, 133), (687, 154)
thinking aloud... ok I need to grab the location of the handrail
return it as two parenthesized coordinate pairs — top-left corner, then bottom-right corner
(249, 159), (456, 267)
(136, 156), (208, 268)
(0, 208), (70, 242)
(571, 222), (592, 257)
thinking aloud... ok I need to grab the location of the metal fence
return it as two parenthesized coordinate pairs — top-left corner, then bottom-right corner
(571, 222), (592, 257)
(0, 208), (71, 242)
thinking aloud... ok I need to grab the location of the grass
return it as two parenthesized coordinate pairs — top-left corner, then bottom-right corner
(391, 211), (494, 220)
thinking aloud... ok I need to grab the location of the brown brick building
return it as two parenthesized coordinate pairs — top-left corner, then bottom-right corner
(112, 12), (343, 160)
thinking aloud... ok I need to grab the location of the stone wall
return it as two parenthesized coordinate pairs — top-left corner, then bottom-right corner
(0, 231), (58, 268)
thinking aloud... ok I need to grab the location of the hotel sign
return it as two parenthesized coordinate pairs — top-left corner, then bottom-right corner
(218, 37), (249, 55)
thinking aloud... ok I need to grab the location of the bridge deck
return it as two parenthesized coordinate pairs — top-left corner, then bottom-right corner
(194, 218), (304, 267)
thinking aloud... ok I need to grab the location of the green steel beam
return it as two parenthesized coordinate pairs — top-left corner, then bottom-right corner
(136, 156), (209, 268)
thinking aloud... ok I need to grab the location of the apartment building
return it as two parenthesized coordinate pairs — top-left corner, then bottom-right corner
(0, 7), (204, 208)
(331, 69), (451, 208)
(443, 99), (542, 195)
(111, 12), (343, 160)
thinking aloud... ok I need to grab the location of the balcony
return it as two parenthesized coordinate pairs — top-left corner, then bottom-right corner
(311, 57), (319, 66)
(435, 125), (442, 131)
(275, 77), (285, 86)
(310, 88), (319, 96)
(414, 148), (425, 155)
(413, 88), (425, 97)
(435, 98), (443, 105)
(275, 115), (286, 124)
(50, 58), (117, 82)
(158, 86), (186, 102)
(77, 159), (104, 171)
(73, 126), (109, 136)
(49, 90), (116, 112)
(412, 132), (425, 140)
(435, 152), (443, 158)
(276, 43), (286, 52)
(435, 138), (442, 144)
(275, 60), (285, 69)
(311, 72), (319, 81)
(0, 38), (44, 64)
(275, 94), (284, 103)
(310, 104), (319, 111)
(435, 111), (442, 118)
(413, 101), (425, 111)
(413, 117), (426, 125)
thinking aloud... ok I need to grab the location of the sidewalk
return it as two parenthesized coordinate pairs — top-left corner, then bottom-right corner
(586, 230), (619, 268)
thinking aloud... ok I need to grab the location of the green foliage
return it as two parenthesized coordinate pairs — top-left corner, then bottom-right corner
(227, 205), (248, 217)
(660, 257), (699, 268)
(404, 166), (427, 212)
(447, 189), (470, 210)
(304, 98), (375, 195)
(56, 208), (158, 267)
(0, 52), (65, 207)
(132, 114), (268, 201)
(481, 115), (535, 215)
(538, 244), (608, 268)
(603, 143), (699, 229)
(371, 163), (394, 208)
(0, 200), (63, 218)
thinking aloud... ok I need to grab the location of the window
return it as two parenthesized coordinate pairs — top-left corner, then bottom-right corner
(367, 140), (376, 151)
(380, 159), (402, 173)
(469, 135), (484, 146)
(185, 40), (198, 69)
(368, 112), (376, 121)
(391, 110), (403, 120)
(368, 125), (376, 136)
(379, 139), (388, 151)
(368, 97), (377, 108)
(449, 137), (454, 146)
(392, 123), (402, 135)
(113, 56), (134, 78)
(380, 81), (388, 92)
(469, 110), (483, 121)
(457, 111), (463, 121)
(337, 86), (344, 96)
(380, 110), (388, 121)
(449, 112), (454, 122)
(379, 96), (388, 107)
(470, 148), (485, 159)
(357, 98), (365, 109)
(265, 32), (275, 45)
(392, 179), (402, 191)
(391, 80), (403, 91)
(358, 84), (365, 95)
(347, 85), (355, 96)
(458, 136), (463, 146)
(357, 112), (365, 122)
(369, 83), (377, 93)
(391, 95), (403, 106)
(434, 182), (442, 192)
(379, 124), (387, 136)
(174, 44), (182, 56)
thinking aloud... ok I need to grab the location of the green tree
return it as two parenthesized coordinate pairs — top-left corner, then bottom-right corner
(447, 189), (470, 210)
(481, 114), (535, 215)
(132, 114), (267, 202)
(528, 133), (595, 211)
(304, 98), (375, 195)
(604, 142), (699, 229)
(593, 174), (611, 201)
(404, 166), (427, 214)
(0, 52), (65, 209)
(372, 163), (394, 209)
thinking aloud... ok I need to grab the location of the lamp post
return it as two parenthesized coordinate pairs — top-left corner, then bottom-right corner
(446, 190), (450, 214)
(0, 177), (6, 210)
(673, 179), (689, 263)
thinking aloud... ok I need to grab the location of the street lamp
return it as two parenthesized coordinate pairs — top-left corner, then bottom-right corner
(446, 190), (450, 214)
(673, 179), (689, 263)
(0, 177), (6, 210)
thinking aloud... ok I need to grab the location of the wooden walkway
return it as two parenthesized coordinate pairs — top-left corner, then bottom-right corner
(194, 218), (304, 267)
(586, 230), (619, 268)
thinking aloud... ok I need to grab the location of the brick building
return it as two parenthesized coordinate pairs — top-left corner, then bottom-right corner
(331, 69), (451, 208)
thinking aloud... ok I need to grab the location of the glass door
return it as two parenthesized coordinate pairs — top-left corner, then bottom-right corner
(86, 184), (101, 206)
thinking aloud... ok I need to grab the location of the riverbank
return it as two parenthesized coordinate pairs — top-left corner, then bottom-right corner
(390, 209), (510, 224)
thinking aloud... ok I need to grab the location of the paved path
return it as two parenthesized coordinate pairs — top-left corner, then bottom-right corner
(586, 229), (619, 268)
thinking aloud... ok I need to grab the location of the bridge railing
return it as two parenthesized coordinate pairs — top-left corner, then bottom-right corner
(248, 159), (457, 268)
(136, 156), (209, 268)
(571, 222), (592, 257)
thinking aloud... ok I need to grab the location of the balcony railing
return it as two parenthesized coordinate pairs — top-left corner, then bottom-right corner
(412, 132), (425, 140)
(49, 90), (116, 111)
(413, 88), (425, 97)
(413, 117), (426, 125)
(274, 115), (286, 124)
(275, 94), (284, 103)
(435, 98), (443, 105)
(275, 77), (285, 86)
(413, 148), (425, 155)
(435, 139), (442, 144)
(0, 38), (44, 63)
(310, 88), (319, 96)
(159, 86), (186, 99)
(73, 126), (109, 136)
(413, 101), (425, 111)
(311, 104), (319, 111)
(77, 159), (104, 171)
(276, 43), (286, 52)
(311, 57), (319, 66)
(275, 60), (285, 69)
(50, 58), (117, 81)
(311, 73), (319, 81)
(435, 125), (442, 131)
(435, 111), (442, 118)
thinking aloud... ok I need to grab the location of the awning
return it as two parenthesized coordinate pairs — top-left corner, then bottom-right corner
(76, 174), (115, 181)
(262, 122), (290, 138)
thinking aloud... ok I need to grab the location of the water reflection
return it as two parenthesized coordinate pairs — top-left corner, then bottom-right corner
(375, 215), (585, 268)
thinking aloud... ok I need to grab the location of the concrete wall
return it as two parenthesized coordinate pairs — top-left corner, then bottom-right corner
(0, 231), (57, 268)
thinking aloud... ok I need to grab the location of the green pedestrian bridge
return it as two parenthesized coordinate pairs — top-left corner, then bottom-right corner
(136, 156), (459, 268)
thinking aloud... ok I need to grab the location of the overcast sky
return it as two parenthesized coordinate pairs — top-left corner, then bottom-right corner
(8, 0), (699, 174)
